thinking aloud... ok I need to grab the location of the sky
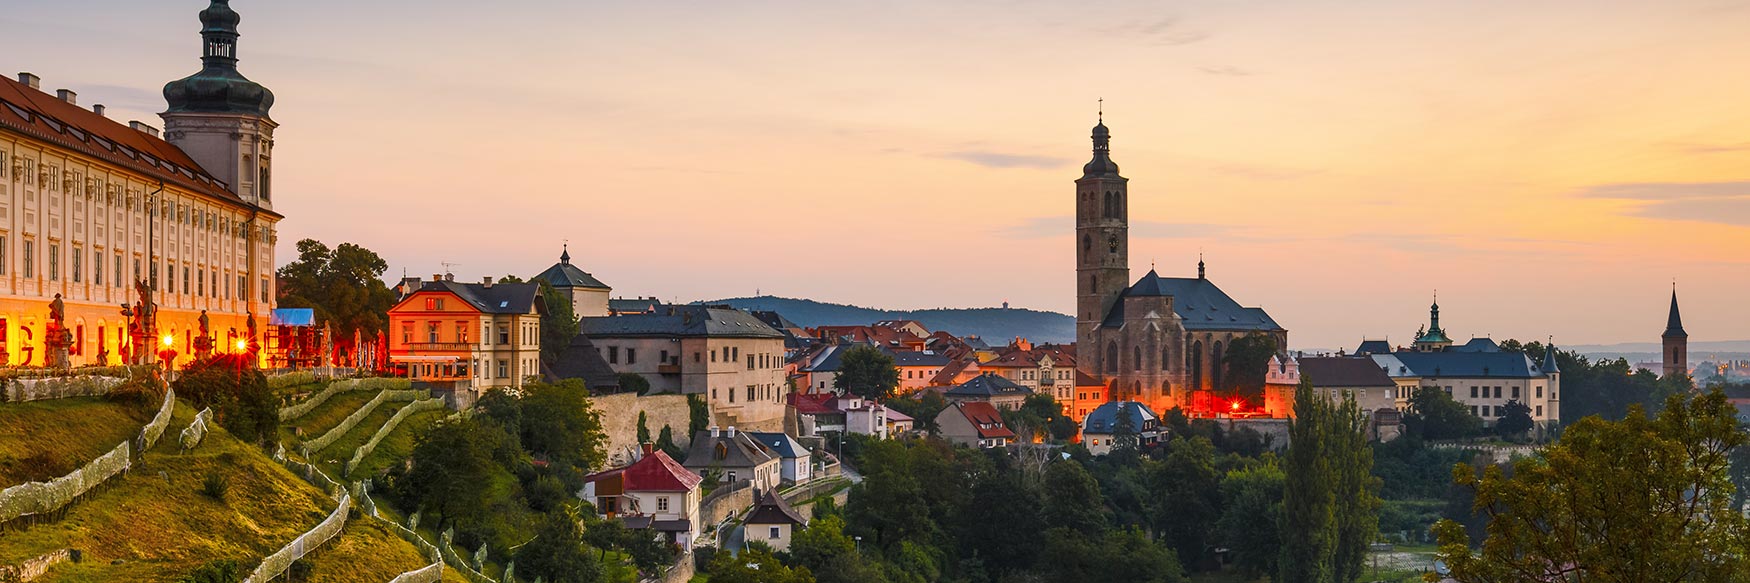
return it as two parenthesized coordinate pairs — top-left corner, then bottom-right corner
(4, 0), (1749, 350)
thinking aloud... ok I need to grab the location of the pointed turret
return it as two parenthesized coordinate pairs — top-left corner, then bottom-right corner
(1541, 343), (1560, 374)
(1664, 290), (1686, 339)
(1662, 286), (1688, 377)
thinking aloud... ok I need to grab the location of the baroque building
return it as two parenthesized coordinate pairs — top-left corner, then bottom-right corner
(0, 0), (280, 365)
(1073, 118), (1286, 416)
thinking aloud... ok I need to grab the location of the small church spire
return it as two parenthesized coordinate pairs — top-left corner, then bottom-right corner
(1197, 252), (1205, 280)
(560, 242), (571, 265)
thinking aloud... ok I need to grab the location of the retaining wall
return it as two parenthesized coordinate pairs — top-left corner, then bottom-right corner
(591, 392), (693, 466)
(242, 492), (351, 583)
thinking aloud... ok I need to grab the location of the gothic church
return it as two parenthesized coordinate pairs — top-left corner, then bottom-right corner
(1074, 118), (1287, 415)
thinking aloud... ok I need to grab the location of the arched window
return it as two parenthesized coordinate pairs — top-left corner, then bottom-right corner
(1162, 344), (1171, 371)
(1132, 346), (1142, 371)
(1212, 341), (1225, 390)
(1161, 380), (1171, 399)
(1105, 342), (1118, 374)
(1133, 381), (1141, 400)
(1191, 340), (1204, 388)
(1082, 234), (1091, 255)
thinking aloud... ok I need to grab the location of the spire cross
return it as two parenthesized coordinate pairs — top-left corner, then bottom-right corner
(1098, 97), (1103, 123)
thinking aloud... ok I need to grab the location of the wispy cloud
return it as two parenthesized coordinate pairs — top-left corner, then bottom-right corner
(996, 216), (1233, 239)
(1671, 141), (1750, 154)
(1098, 16), (1210, 46)
(940, 151), (1068, 170)
(1198, 66), (1252, 77)
(1578, 181), (1750, 227)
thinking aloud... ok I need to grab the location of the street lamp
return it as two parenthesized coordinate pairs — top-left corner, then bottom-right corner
(854, 535), (862, 552)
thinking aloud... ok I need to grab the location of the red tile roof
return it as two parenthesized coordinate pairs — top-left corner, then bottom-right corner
(955, 402), (1015, 440)
(0, 75), (281, 218)
(586, 449), (702, 492)
(788, 392), (839, 415)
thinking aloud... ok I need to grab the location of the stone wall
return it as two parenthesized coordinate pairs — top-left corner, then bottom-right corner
(698, 481), (755, 530)
(592, 393), (694, 466)
(0, 549), (72, 582)
(1224, 418), (1291, 451)
(644, 551), (695, 583)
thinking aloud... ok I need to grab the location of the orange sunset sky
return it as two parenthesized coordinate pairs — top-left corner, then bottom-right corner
(5, 0), (1748, 349)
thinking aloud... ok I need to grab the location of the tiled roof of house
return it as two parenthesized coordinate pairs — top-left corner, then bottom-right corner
(542, 333), (622, 392)
(1450, 338), (1501, 353)
(585, 449), (701, 492)
(0, 74), (284, 218)
(683, 430), (777, 470)
(395, 280), (543, 315)
(788, 392), (839, 415)
(1298, 356), (1397, 388)
(892, 350), (951, 367)
(929, 359), (976, 386)
(747, 432), (809, 459)
(744, 489), (806, 526)
(532, 248), (610, 290)
(953, 401), (1015, 439)
(583, 306), (784, 339)
(945, 374), (1033, 399)
(1388, 351), (1545, 379)
(1354, 340), (1394, 355)
(609, 297), (664, 314)
(1082, 401), (1159, 435)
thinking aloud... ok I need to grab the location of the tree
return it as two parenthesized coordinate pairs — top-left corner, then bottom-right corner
(617, 372), (651, 396)
(789, 515), (885, 583)
(534, 278), (579, 367)
(655, 425), (682, 461)
(688, 394), (709, 436)
(1279, 377), (1379, 583)
(1433, 390), (1750, 581)
(1405, 386), (1483, 440)
(401, 420), (519, 529)
(833, 346), (900, 400)
(514, 504), (601, 583)
(1110, 404), (1140, 457)
(886, 390), (948, 434)
(1149, 437), (1222, 566)
(705, 545), (814, 583)
(1216, 456), (1285, 577)
(1041, 527), (1188, 583)
(275, 239), (395, 366)
(517, 380), (607, 473)
(1222, 332), (1279, 400)
(1495, 399), (1533, 439)
(636, 411), (651, 444)
(1041, 460), (1109, 537)
(173, 355), (277, 444)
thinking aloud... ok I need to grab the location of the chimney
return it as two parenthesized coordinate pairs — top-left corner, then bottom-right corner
(640, 442), (654, 455)
(482, 276), (494, 288)
(726, 426), (736, 438)
(709, 426), (720, 438)
(444, 273), (454, 282)
(128, 121), (158, 137)
(92, 104), (105, 117)
(16, 72), (39, 89)
(432, 273), (444, 282)
(56, 89), (75, 105)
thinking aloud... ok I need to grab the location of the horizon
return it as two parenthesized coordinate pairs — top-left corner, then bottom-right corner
(5, 0), (1747, 348)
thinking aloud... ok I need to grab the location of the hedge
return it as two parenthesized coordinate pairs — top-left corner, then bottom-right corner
(179, 408), (214, 451)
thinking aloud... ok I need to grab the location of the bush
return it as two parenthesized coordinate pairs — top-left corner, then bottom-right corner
(107, 377), (168, 412)
(180, 559), (242, 583)
(174, 355), (277, 444)
(201, 471), (230, 502)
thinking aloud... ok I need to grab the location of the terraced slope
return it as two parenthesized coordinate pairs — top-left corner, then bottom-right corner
(0, 397), (145, 485)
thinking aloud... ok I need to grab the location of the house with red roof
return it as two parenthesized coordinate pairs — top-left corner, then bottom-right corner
(936, 401), (1016, 448)
(581, 444), (704, 549)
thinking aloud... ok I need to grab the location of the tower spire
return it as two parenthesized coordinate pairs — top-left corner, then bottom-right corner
(560, 241), (571, 265)
(1197, 252), (1205, 279)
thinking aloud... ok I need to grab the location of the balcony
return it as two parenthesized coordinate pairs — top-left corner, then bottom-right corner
(657, 363), (682, 375)
(405, 341), (475, 351)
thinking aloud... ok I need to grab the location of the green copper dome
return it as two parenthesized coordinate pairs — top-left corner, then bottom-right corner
(162, 0), (274, 118)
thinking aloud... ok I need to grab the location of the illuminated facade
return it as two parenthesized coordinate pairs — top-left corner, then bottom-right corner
(0, 0), (280, 366)
(1073, 118), (1286, 416)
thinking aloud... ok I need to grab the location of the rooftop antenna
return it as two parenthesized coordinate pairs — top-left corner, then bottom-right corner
(440, 261), (460, 277)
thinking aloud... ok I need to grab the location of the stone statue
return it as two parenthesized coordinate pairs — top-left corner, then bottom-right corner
(48, 294), (65, 328)
(199, 310), (210, 338)
(192, 309), (215, 359)
(45, 294), (70, 369)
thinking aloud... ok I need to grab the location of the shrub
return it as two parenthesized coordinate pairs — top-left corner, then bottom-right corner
(106, 377), (168, 412)
(201, 471), (230, 502)
(174, 355), (277, 444)
(180, 559), (242, 583)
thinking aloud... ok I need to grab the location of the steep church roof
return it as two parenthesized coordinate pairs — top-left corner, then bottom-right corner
(533, 245), (610, 290)
(1664, 290), (1687, 338)
(1103, 269), (1284, 332)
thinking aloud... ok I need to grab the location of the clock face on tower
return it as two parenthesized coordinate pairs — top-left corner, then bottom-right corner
(1107, 235), (1120, 253)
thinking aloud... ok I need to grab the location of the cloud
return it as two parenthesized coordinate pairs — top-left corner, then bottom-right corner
(1577, 181), (1750, 227)
(1098, 16), (1210, 46)
(1672, 142), (1750, 154)
(996, 216), (1233, 239)
(940, 151), (1068, 170)
(1198, 66), (1252, 77)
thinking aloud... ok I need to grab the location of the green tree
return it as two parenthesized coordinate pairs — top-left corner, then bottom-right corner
(688, 394), (709, 436)
(885, 390), (948, 434)
(616, 372), (651, 395)
(514, 504), (601, 583)
(1279, 378), (1337, 583)
(833, 346), (900, 400)
(1329, 393), (1381, 583)
(655, 425), (682, 461)
(789, 515), (885, 583)
(636, 411), (651, 444)
(1111, 404), (1140, 457)
(1405, 386), (1483, 440)
(1222, 332), (1279, 400)
(706, 545), (815, 583)
(1042, 460), (1109, 537)
(1216, 457), (1285, 577)
(1041, 527), (1188, 583)
(1149, 437), (1222, 566)
(402, 419), (519, 529)
(173, 355), (277, 444)
(1494, 399), (1533, 439)
(534, 278), (579, 367)
(517, 379), (607, 473)
(1433, 389), (1750, 581)
(275, 239), (395, 366)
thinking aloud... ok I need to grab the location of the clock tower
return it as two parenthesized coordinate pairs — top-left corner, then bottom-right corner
(1075, 116), (1130, 380)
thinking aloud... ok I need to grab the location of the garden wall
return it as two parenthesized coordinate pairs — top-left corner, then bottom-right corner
(591, 392), (693, 466)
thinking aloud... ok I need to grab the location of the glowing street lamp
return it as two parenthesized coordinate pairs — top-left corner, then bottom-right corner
(161, 334), (175, 348)
(234, 338), (248, 352)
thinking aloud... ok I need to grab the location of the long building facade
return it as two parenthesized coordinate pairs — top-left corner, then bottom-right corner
(0, 0), (281, 366)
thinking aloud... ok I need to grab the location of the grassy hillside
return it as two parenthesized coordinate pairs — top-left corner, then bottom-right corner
(702, 295), (1075, 344)
(0, 397), (145, 485)
(0, 396), (441, 582)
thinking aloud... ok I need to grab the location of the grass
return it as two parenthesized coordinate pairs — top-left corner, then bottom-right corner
(0, 398), (446, 583)
(272, 381), (329, 401)
(298, 518), (428, 583)
(282, 390), (376, 441)
(311, 404), (402, 478)
(0, 397), (146, 486)
(349, 408), (447, 479)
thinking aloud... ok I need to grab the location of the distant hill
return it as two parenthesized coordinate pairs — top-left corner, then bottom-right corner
(700, 296), (1076, 344)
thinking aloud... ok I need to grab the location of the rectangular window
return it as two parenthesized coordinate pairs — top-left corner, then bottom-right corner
(24, 240), (35, 278)
(196, 268), (203, 295)
(48, 243), (59, 281)
(1494, 405), (1503, 417)
(0, 237), (6, 275)
(401, 322), (412, 344)
(1536, 406), (1543, 416)
(261, 277), (268, 302)
(748, 355), (754, 370)
(1493, 386), (1502, 399)
(92, 250), (102, 286)
(427, 322), (439, 343)
(1511, 386), (1520, 399)
(747, 385), (755, 401)
(71, 246), (81, 283)
(1536, 386), (1543, 399)
(769, 527), (781, 539)
(1470, 386), (1477, 398)
(657, 497), (669, 512)
(608, 346), (619, 364)
(498, 359), (508, 379)
(628, 348), (636, 365)
(498, 324), (509, 345)
(728, 386), (735, 403)
(457, 322), (469, 343)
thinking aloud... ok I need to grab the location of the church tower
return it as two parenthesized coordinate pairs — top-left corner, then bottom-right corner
(1075, 115), (1129, 379)
(161, 0), (277, 211)
(1662, 287), (1688, 378)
